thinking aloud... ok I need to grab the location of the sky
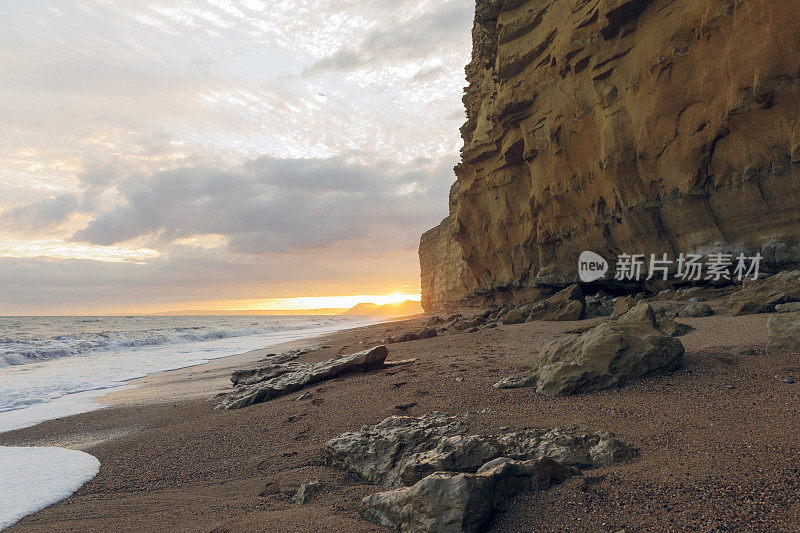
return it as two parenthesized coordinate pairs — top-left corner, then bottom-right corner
(0, 0), (474, 314)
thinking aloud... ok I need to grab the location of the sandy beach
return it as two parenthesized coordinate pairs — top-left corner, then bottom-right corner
(2, 302), (800, 532)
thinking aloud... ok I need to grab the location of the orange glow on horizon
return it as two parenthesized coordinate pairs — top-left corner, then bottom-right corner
(243, 292), (422, 311)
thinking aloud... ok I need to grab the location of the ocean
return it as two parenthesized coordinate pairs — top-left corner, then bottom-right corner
(0, 314), (379, 529)
(0, 314), (374, 432)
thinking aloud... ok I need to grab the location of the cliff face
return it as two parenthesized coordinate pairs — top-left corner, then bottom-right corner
(420, 0), (800, 312)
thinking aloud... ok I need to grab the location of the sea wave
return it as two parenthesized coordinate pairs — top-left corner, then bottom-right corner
(0, 317), (344, 368)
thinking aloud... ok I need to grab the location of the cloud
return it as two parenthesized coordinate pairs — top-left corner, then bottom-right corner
(304, 1), (473, 74)
(69, 153), (455, 254)
(0, 194), (80, 233)
(0, 0), (474, 312)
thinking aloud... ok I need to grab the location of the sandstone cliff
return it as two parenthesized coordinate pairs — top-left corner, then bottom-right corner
(420, 0), (800, 312)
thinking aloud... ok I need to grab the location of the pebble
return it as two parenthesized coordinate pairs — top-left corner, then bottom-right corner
(499, 426), (509, 431)
(455, 377), (464, 382)
(784, 378), (796, 384)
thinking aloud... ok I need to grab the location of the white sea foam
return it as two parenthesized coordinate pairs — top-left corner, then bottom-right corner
(0, 446), (100, 530)
(0, 315), (376, 432)
(0, 314), (379, 529)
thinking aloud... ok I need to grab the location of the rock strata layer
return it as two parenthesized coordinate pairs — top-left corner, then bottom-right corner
(420, 0), (800, 312)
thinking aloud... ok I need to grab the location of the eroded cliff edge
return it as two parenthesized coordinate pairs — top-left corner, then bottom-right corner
(420, 0), (800, 312)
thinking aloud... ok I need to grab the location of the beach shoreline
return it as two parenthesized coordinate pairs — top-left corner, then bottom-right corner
(3, 306), (800, 531)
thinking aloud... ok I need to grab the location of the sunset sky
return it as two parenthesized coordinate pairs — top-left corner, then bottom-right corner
(0, 0), (473, 314)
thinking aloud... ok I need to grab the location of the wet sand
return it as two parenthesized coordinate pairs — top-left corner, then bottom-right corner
(3, 307), (800, 532)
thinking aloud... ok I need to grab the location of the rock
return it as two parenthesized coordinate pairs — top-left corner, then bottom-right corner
(295, 391), (312, 401)
(325, 413), (468, 486)
(292, 479), (322, 505)
(656, 317), (694, 337)
(731, 347), (758, 357)
(464, 315), (486, 328)
(231, 352), (299, 386)
(676, 303), (713, 318)
(585, 294), (615, 318)
(501, 305), (531, 325)
(389, 332), (419, 343)
(427, 316), (445, 327)
(566, 322), (602, 335)
(361, 457), (577, 533)
(216, 346), (389, 409)
(495, 303), (684, 395)
(611, 297), (640, 319)
(450, 320), (472, 331)
(527, 285), (586, 322)
(784, 378), (796, 384)
(324, 413), (636, 487)
(767, 313), (800, 354)
(417, 328), (438, 339)
(419, 0), (800, 313)
(728, 271), (800, 315)
(776, 302), (800, 313)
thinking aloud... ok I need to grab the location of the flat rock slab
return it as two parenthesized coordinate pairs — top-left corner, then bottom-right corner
(216, 345), (389, 410)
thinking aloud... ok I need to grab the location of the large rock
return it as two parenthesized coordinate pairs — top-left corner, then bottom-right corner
(216, 346), (388, 410)
(727, 271), (800, 315)
(527, 285), (586, 321)
(325, 413), (467, 486)
(611, 296), (640, 319)
(361, 457), (577, 533)
(230, 352), (299, 386)
(419, 0), (800, 312)
(495, 303), (684, 395)
(324, 413), (636, 487)
(767, 313), (800, 355)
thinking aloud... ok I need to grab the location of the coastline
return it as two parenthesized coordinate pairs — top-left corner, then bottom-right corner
(4, 308), (800, 531)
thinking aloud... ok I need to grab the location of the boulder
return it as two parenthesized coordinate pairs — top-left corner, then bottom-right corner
(230, 352), (299, 386)
(775, 302), (800, 313)
(727, 271), (800, 315)
(324, 413), (636, 487)
(585, 294), (615, 318)
(656, 317), (695, 337)
(325, 412), (467, 486)
(426, 316), (445, 327)
(216, 345), (389, 410)
(397, 426), (636, 486)
(361, 457), (577, 533)
(292, 479), (322, 505)
(495, 303), (684, 395)
(501, 304), (533, 325)
(527, 285), (586, 322)
(611, 296), (640, 319)
(767, 313), (800, 354)
(676, 303), (713, 318)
